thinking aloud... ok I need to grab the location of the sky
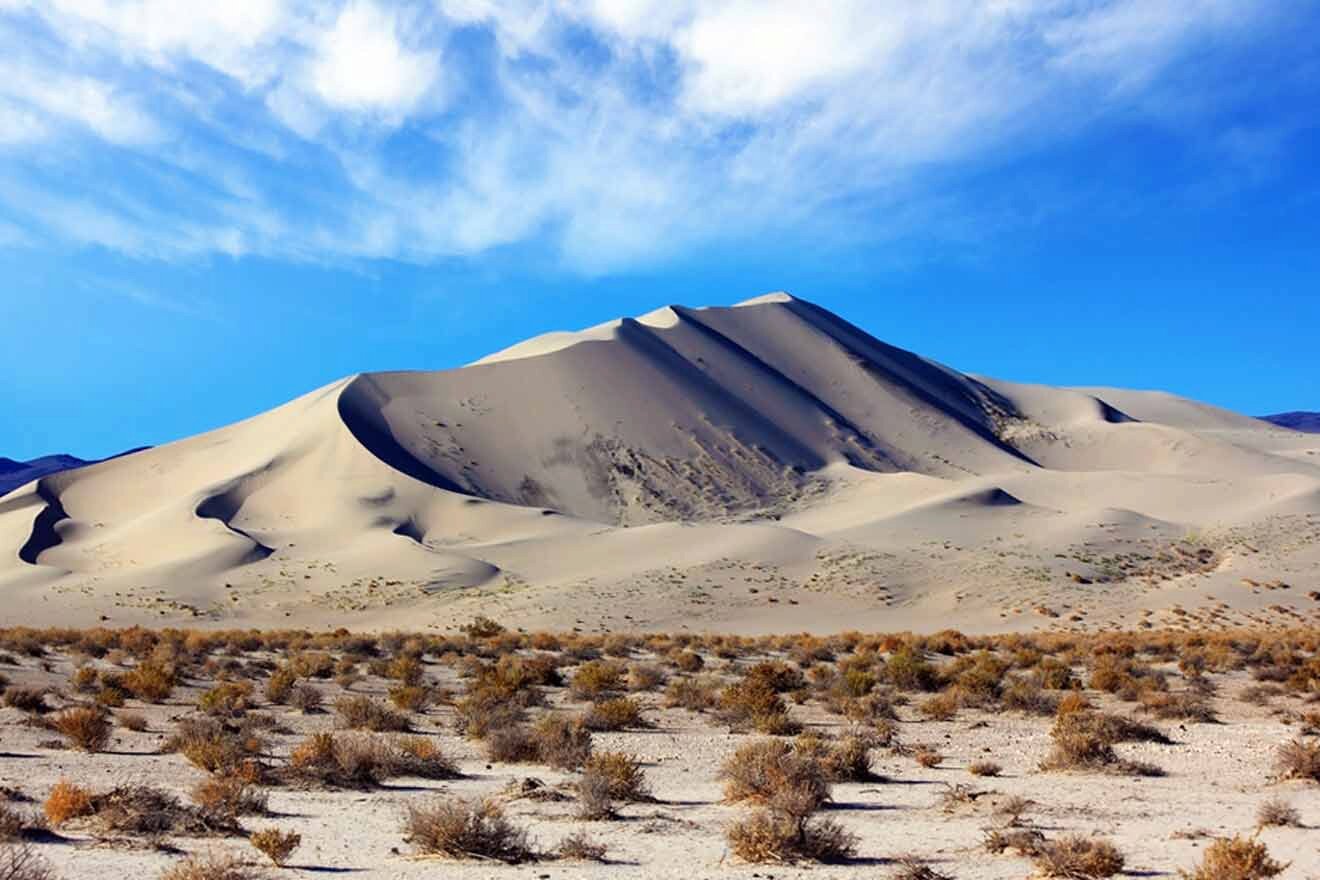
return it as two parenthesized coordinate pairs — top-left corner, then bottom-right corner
(1, 0), (1318, 462)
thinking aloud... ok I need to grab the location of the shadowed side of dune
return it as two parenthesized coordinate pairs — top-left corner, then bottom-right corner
(17, 479), (69, 565)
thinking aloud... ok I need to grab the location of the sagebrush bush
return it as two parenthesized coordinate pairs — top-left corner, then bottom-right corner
(1034, 835), (1125, 878)
(250, 827), (301, 866)
(583, 697), (644, 731)
(1274, 739), (1320, 782)
(50, 706), (112, 752)
(556, 831), (607, 861)
(532, 714), (593, 770)
(721, 740), (829, 817)
(1255, 798), (1300, 828)
(335, 696), (409, 732)
(1180, 835), (1286, 880)
(581, 752), (650, 802)
(404, 798), (534, 863)
(725, 810), (856, 864)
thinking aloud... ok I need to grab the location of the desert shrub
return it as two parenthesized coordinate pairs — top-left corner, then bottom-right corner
(250, 828), (301, 866)
(460, 617), (506, 639)
(1255, 798), (1300, 828)
(1274, 738), (1320, 782)
(884, 646), (939, 692)
(671, 650), (704, 672)
(1035, 657), (1080, 690)
(1001, 677), (1059, 716)
(918, 692), (959, 722)
(122, 660), (175, 702)
(968, 760), (1002, 777)
(718, 676), (799, 734)
(385, 656), (424, 686)
(158, 849), (263, 880)
(43, 781), (93, 826)
(1180, 835), (1286, 880)
(50, 706), (111, 752)
(532, 714), (593, 770)
(83, 784), (240, 836)
(198, 682), (254, 718)
(1034, 835), (1124, 878)
(404, 798), (534, 863)
(287, 684), (322, 713)
(726, 810), (857, 864)
(116, 711), (148, 732)
(581, 752), (650, 802)
(818, 735), (875, 783)
(570, 660), (624, 700)
(663, 676), (719, 711)
(286, 732), (453, 787)
(335, 696), (409, 732)
(190, 777), (267, 819)
(485, 725), (540, 764)
(574, 768), (615, 820)
(392, 736), (460, 779)
(721, 740), (829, 816)
(556, 831), (607, 861)
(625, 663), (665, 692)
(2, 689), (46, 715)
(264, 667), (298, 705)
(164, 718), (262, 776)
(1138, 691), (1217, 723)
(0, 843), (58, 880)
(1041, 710), (1167, 776)
(747, 661), (805, 693)
(985, 827), (1047, 856)
(71, 665), (98, 693)
(387, 684), (433, 713)
(890, 856), (954, 880)
(914, 747), (944, 768)
(583, 697), (644, 731)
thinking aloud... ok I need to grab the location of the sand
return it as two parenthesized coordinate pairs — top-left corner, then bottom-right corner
(1, 292), (1318, 634)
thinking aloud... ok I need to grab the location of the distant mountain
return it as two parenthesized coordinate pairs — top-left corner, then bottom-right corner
(1260, 412), (1320, 433)
(0, 450), (148, 496)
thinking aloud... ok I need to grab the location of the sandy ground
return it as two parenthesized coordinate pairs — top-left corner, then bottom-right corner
(2, 642), (1319, 879)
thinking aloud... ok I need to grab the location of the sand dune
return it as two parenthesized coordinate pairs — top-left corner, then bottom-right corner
(2, 293), (1318, 633)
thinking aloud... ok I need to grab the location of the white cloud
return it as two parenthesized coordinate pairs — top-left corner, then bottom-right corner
(0, 0), (1297, 274)
(305, 2), (441, 116)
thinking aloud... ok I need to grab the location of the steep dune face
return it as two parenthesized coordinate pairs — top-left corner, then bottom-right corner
(337, 294), (1038, 526)
(2, 292), (1318, 633)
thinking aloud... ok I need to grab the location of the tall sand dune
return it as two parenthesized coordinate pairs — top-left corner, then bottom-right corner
(3, 293), (1318, 633)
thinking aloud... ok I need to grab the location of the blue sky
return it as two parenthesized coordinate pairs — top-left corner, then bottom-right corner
(1, 0), (1318, 461)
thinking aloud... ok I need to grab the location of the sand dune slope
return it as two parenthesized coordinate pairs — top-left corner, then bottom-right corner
(2, 293), (1318, 633)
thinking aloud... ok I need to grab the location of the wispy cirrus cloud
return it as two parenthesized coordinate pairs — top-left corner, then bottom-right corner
(0, 0), (1308, 274)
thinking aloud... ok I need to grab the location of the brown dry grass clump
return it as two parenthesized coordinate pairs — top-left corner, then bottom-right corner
(725, 810), (857, 864)
(1041, 709), (1167, 776)
(556, 831), (608, 861)
(581, 752), (651, 802)
(721, 740), (830, 817)
(191, 777), (268, 819)
(1179, 835), (1287, 880)
(532, 714), (593, 770)
(159, 849), (266, 880)
(583, 697), (645, 731)
(286, 733), (457, 788)
(1254, 798), (1300, 828)
(968, 760), (1002, 777)
(43, 781), (93, 826)
(1273, 739), (1320, 782)
(334, 696), (409, 732)
(1033, 835), (1125, 878)
(49, 706), (111, 752)
(250, 828), (301, 866)
(404, 798), (535, 863)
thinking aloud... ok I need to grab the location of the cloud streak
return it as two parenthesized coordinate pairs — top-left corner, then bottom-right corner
(0, 0), (1304, 274)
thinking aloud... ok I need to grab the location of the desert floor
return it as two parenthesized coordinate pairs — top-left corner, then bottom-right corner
(1, 627), (1318, 879)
